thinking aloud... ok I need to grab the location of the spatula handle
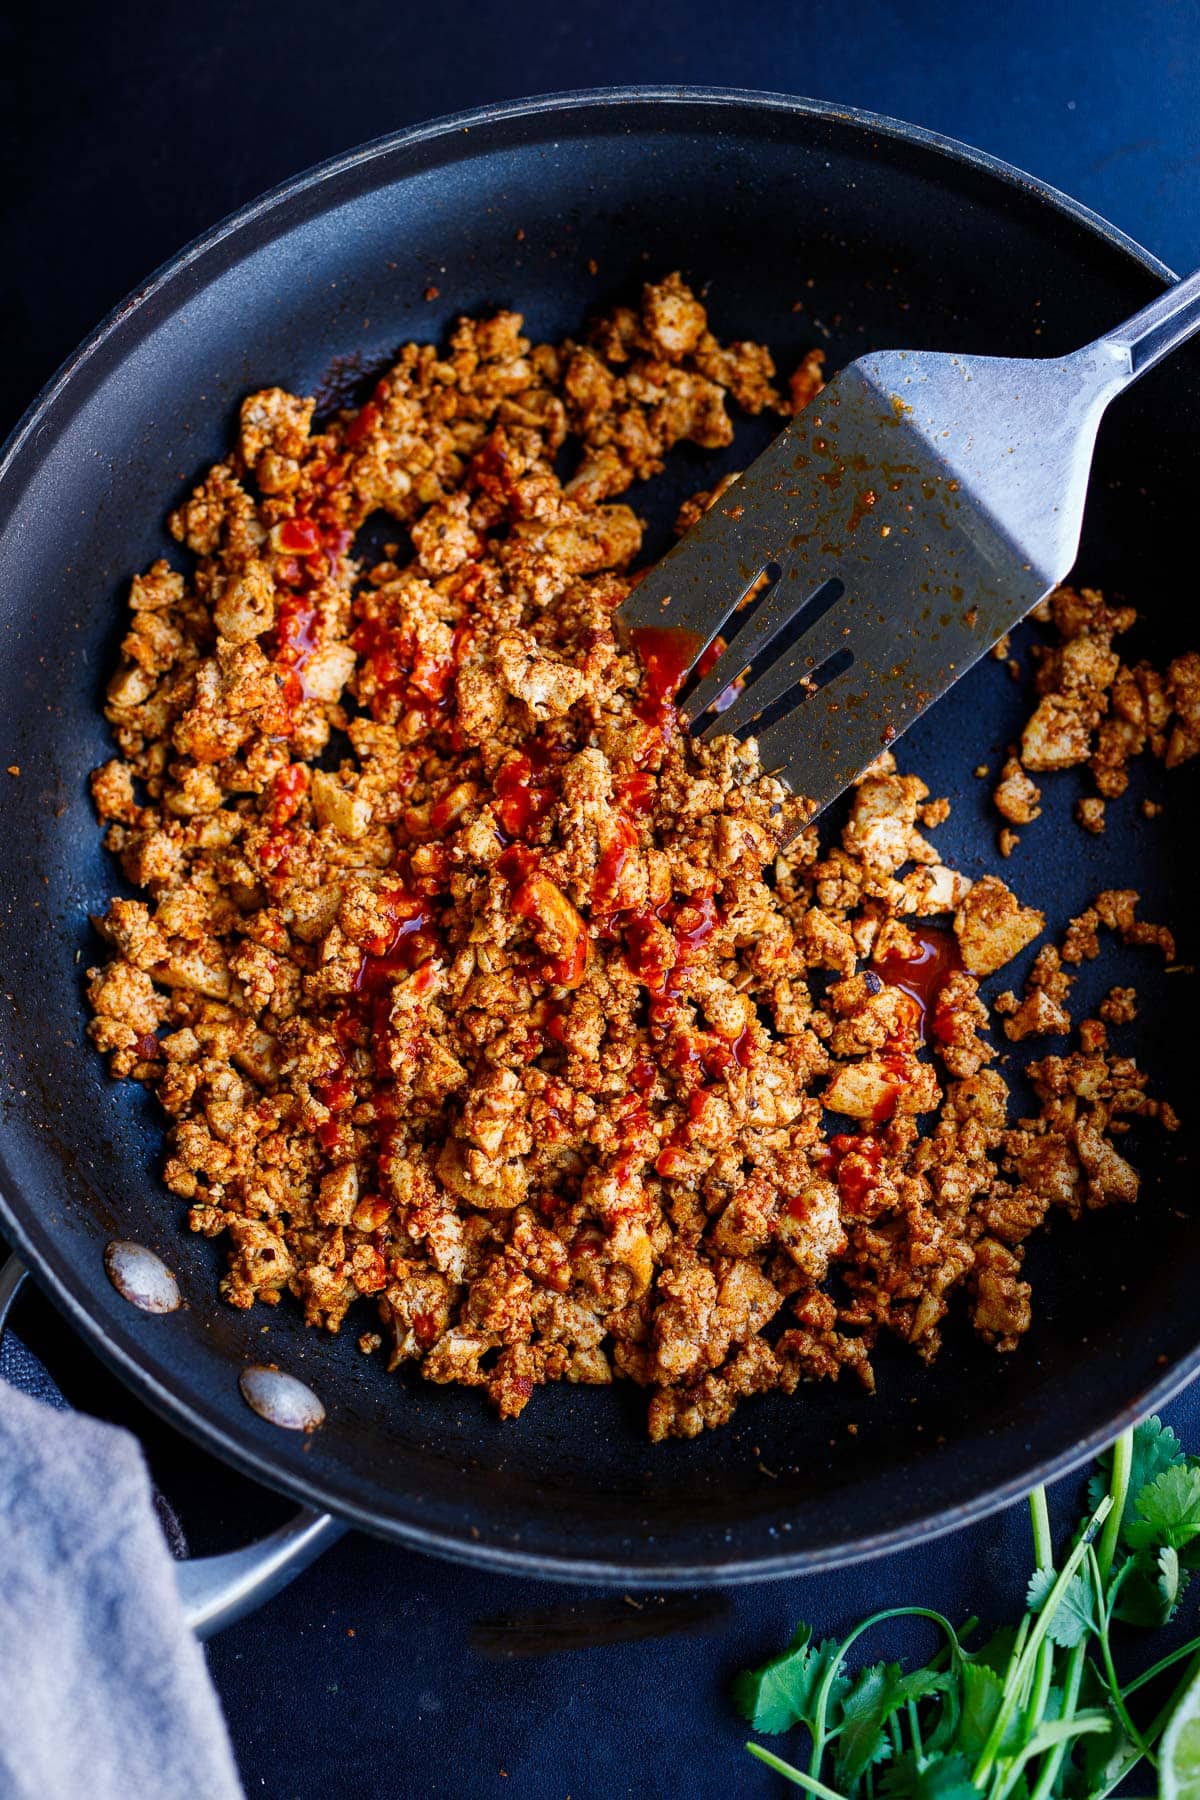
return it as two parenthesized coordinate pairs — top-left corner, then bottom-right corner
(1098, 263), (1200, 382)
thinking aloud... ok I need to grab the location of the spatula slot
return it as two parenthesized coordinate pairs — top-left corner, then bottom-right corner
(684, 572), (846, 722)
(694, 576), (853, 740)
(671, 559), (781, 710)
(771, 574), (846, 657)
(721, 559), (784, 638)
(743, 644), (856, 742)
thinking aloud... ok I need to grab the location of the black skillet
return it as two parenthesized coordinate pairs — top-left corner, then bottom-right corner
(1, 87), (1197, 1589)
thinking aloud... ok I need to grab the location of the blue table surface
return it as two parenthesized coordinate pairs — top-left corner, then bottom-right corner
(5, 3), (1200, 1794)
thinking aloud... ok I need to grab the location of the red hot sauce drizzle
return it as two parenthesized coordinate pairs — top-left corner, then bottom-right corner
(591, 814), (639, 916)
(275, 517), (324, 557)
(268, 762), (309, 826)
(349, 887), (442, 1074)
(628, 625), (721, 739)
(493, 740), (560, 841)
(494, 847), (589, 989)
(814, 925), (962, 1208)
(574, 628), (751, 1126)
(620, 891), (718, 1003)
(316, 884), (443, 1146)
(268, 509), (353, 713)
(614, 770), (656, 815)
(874, 924), (962, 1041)
(806, 1133), (887, 1217)
(272, 593), (321, 710)
(353, 892), (440, 990)
(351, 615), (462, 728)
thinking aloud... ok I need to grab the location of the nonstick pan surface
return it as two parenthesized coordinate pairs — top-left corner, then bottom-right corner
(1, 88), (1197, 1583)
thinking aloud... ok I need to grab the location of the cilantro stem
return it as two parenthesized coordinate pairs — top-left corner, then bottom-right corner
(807, 1608), (965, 1782)
(747, 1742), (850, 1798)
(1029, 1486), (1053, 1569)
(972, 1494), (1113, 1788)
(1123, 1633), (1200, 1698)
(1022, 1487), (1057, 1762)
(1087, 1646), (1200, 1800)
(906, 1699), (923, 1759)
(1087, 1543), (1157, 1768)
(1009, 1611), (1031, 1665)
(1025, 1428), (1134, 1800)
(1013, 1643), (1056, 1797)
(1026, 1640), (1086, 1800)
(1005, 1710), (1113, 1776)
(1096, 1427), (1133, 1584)
(1153, 1648), (1200, 1735)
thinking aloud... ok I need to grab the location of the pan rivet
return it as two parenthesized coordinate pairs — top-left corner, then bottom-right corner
(103, 1240), (181, 1314)
(239, 1364), (326, 1432)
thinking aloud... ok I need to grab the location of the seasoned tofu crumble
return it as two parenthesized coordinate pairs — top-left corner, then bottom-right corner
(86, 277), (1188, 1440)
(993, 584), (1200, 838)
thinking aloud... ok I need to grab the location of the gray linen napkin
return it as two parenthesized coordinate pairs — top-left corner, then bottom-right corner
(0, 1368), (243, 1799)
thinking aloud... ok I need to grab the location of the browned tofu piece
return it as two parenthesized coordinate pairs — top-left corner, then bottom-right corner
(953, 876), (1044, 976)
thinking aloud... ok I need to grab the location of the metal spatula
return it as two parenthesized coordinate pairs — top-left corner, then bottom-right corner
(618, 267), (1200, 834)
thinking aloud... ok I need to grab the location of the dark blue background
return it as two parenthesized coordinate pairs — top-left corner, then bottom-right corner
(5, 3), (1199, 1795)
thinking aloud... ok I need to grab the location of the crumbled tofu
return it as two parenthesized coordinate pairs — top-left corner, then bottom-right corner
(1099, 986), (1137, 1025)
(953, 876), (1044, 976)
(993, 756), (1041, 825)
(83, 277), (1183, 1442)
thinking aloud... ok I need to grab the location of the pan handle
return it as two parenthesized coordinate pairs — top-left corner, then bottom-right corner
(0, 1253), (346, 1637)
(175, 1507), (345, 1638)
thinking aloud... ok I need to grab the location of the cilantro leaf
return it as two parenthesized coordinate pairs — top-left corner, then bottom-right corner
(881, 1752), (980, 1800)
(1113, 1544), (1187, 1625)
(734, 1424), (1200, 1800)
(1077, 1712), (1134, 1799)
(955, 1662), (1023, 1760)
(1022, 1711), (1111, 1759)
(1025, 1567), (1053, 1611)
(1089, 1416), (1185, 1534)
(834, 1663), (906, 1785)
(1024, 1566), (1095, 1647)
(732, 1624), (847, 1736)
(833, 1664), (951, 1787)
(924, 1669), (964, 1755)
(968, 1626), (1017, 1679)
(1056, 1662), (1126, 1800)
(880, 1752), (923, 1798)
(1126, 1463), (1200, 1554)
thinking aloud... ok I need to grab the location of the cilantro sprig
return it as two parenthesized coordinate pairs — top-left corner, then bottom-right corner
(734, 1418), (1200, 1800)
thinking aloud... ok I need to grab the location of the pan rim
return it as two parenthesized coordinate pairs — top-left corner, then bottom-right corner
(0, 83), (1177, 512)
(0, 84), (1192, 1584)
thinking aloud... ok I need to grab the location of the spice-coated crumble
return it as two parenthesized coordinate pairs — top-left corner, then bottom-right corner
(87, 277), (1189, 1439)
